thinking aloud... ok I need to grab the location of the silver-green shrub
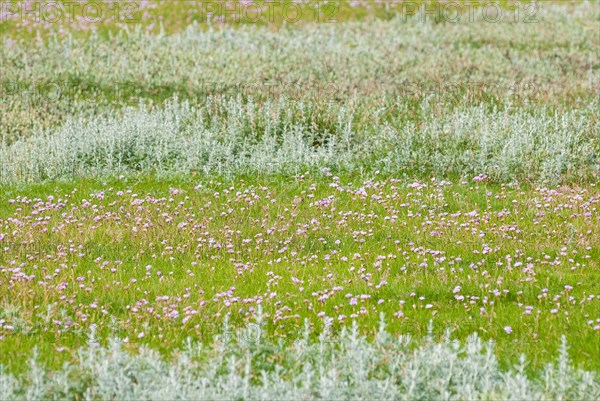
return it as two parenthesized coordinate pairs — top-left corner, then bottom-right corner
(1, 319), (598, 400)
(1, 1), (598, 184)
(1, 96), (597, 183)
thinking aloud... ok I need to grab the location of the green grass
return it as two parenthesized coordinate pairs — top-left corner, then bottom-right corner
(1, 174), (598, 375)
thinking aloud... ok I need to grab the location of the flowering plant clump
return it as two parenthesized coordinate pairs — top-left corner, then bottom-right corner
(1, 176), (598, 374)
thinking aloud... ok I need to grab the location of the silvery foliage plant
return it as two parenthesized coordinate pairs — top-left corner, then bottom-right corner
(1, 316), (598, 400)
(1, 96), (598, 184)
(1, 1), (598, 184)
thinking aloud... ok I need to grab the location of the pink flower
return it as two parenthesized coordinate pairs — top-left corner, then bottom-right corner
(504, 326), (512, 334)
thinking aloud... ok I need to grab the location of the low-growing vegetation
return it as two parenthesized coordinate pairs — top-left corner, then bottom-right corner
(1, 175), (598, 374)
(2, 320), (599, 400)
(1, 1), (599, 398)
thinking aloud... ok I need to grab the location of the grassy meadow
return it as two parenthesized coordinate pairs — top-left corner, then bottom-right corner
(1, 1), (599, 399)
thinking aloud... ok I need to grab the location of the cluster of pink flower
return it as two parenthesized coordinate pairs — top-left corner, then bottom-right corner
(0, 175), (598, 348)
